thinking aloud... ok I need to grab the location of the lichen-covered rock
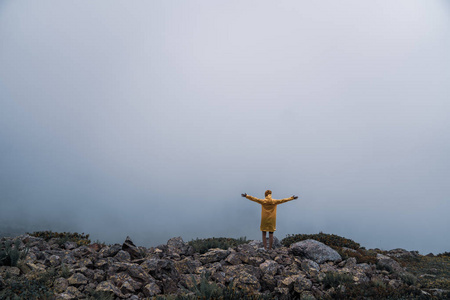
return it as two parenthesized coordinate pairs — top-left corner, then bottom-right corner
(259, 260), (278, 276)
(62, 254), (77, 265)
(300, 259), (321, 278)
(115, 250), (131, 262)
(376, 253), (403, 273)
(180, 274), (201, 289)
(143, 282), (161, 297)
(122, 236), (142, 260)
(224, 264), (261, 292)
(57, 286), (83, 299)
(54, 277), (69, 293)
(294, 274), (313, 293)
(387, 248), (420, 259)
(199, 248), (230, 264)
(68, 272), (88, 285)
(72, 245), (93, 258)
(63, 241), (78, 250)
(47, 255), (61, 267)
(0, 266), (20, 277)
(174, 257), (202, 274)
(77, 257), (93, 268)
(140, 258), (178, 281)
(101, 244), (122, 258)
(109, 272), (143, 291)
(96, 280), (124, 297)
(290, 240), (341, 264)
(225, 252), (242, 265)
(278, 275), (297, 292)
(167, 237), (194, 256)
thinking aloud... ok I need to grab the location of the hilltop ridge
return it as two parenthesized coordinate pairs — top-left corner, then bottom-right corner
(1, 232), (449, 299)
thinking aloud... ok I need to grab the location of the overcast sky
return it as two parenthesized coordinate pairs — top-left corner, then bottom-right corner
(1, 0), (449, 254)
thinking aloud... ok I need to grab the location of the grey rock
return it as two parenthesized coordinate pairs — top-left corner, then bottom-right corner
(122, 236), (141, 260)
(174, 257), (202, 274)
(54, 277), (69, 293)
(143, 282), (161, 297)
(0, 266), (20, 277)
(47, 255), (62, 266)
(199, 248), (230, 264)
(167, 237), (194, 256)
(63, 241), (78, 250)
(225, 252), (242, 265)
(115, 250), (131, 262)
(387, 248), (420, 259)
(290, 239), (341, 263)
(294, 274), (313, 293)
(300, 259), (321, 278)
(259, 260), (278, 276)
(96, 280), (124, 297)
(101, 244), (122, 258)
(376, 254), (403, 273)
(68, 272), (88, 285)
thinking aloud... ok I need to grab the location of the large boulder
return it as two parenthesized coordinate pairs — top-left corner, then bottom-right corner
(259, 260), (279, 276)
(289, 239), (341, 264)
(95, 280), (124, 298)
(67, 272), (88, 285)
(167, 237), (194, 256)
(198, 248), (230, 264)
(386, 248), (420, 259)
(122, 236), (141, 260)
(376, 253), (403, 273)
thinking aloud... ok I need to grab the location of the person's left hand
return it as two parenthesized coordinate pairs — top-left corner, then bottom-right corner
(241, 193), (247, 197)
(293, 195), (298, 199)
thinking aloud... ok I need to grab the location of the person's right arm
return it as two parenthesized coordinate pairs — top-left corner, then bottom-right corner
(241, 193), (265, 204)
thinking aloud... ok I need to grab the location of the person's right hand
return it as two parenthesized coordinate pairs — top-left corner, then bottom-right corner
(241, 193), (247, 197)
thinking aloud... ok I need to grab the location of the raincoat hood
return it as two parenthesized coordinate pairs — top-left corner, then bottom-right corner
(265, 194), (274, 204)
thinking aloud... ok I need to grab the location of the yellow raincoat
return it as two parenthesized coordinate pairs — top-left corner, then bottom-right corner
(245, 194), (295, 232)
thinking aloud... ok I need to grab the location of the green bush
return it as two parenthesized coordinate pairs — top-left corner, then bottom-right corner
(28, 231), (91, 246)
(400, 272), (418, 286)
(0, 268), (56, 299)
(328, 281), (428, 300)
(188, 237), (248, 254)
(437, 251), (450, 257)
(322, 272), (353, 289)
(0, 239), (28, 267)
(156, 273), (275, 300)
(337, 247), (378, 265)
(281, 232), (360, 249)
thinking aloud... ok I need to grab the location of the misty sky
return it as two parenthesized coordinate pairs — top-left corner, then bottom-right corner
(1, 1), (449, 254)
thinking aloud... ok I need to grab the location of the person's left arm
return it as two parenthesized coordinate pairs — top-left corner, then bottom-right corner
(274, 195), (298, 204)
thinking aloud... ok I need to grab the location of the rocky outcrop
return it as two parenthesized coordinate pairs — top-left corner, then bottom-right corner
(0, 234), (436, 299)
(289, 239), (342, 263)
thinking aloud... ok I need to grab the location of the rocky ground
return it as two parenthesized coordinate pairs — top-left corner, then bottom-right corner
(0, 234), (449, 299)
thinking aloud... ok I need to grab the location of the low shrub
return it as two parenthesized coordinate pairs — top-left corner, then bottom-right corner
(328, 281), (429, 300)
(322, 272), (353, 289)
(28, 231), (91, 246)
(155, 273), (275, 300)
(400, 272), (418, 286)
(188, 237), (248, 254)
(281, 232), (360, 249)
(338, 247), (378, 265)
(0, 239), (28, 267)
(437, 251), (450, 257)
(0, 268), (56, 299)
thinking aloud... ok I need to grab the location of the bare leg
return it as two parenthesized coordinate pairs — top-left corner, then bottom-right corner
(262, 231), (267, 250)
(269, 232), (274, 250)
